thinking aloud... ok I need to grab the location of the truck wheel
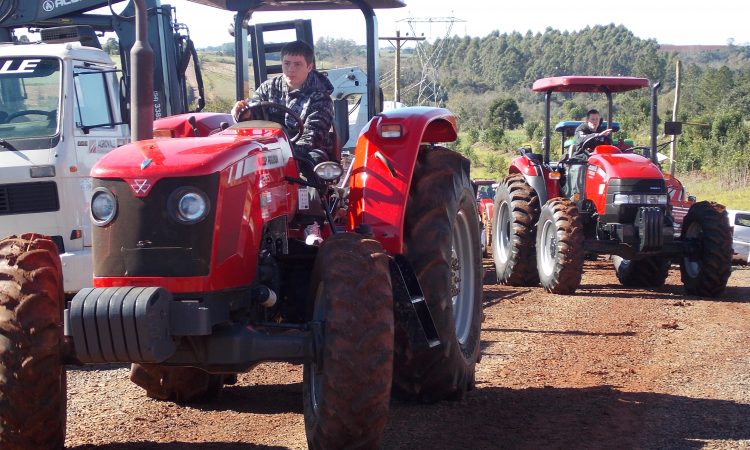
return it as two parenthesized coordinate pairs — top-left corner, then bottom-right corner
(394, 147), (482, 402)
(492, 174), (540, 286)
(680, 201), (732, 297)
(304, 233), (393, 450)
(612, 256), (671, 287)
(536, 198), (585, 294)
(130, 364), (227, 403)
(0, 234), (66, 450)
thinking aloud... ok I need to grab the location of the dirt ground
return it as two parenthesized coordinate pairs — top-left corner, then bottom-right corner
(65, 260), (750, 450)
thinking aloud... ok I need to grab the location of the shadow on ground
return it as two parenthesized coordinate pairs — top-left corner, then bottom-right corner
(69, 444), (290, 450)
(383, 385), (750, 450)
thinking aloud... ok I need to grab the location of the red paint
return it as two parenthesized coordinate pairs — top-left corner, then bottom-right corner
(585, 151), (664, 214)
(508, 156), (561, 200)
(154, 112), (234, 138)
(347, 107), (458, 254)
(532, 76), (650, 93)
(93, 124), (299, 293)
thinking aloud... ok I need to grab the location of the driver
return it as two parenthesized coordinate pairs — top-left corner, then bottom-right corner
(231, 40), (335, 165)
(573, 109), (613, 159)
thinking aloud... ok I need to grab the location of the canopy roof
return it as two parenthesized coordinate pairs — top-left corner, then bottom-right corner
(187, 0), (405, 11)
(532, 76), (650, 93)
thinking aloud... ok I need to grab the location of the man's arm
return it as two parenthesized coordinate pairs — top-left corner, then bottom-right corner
(296, 92), (334, 155)
(231, 81), (273, 122)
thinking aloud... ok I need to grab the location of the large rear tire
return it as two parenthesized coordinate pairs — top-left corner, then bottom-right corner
(129, 364), (227, 403)
(492, 174), (540, 286)
(679, 201), (732, 297)
(0, 234), (66, 450)
(394, 147), (483, 402)
(612, 255), (671, 287)
(536, 198), (585, 294)
(304, 233), (393, 450)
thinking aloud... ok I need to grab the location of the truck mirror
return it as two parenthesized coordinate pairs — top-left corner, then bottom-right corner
(664, 121), (682, 136)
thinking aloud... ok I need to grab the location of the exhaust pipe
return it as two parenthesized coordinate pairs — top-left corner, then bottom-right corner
(650, 81), (661, 165)
(131, 0), (154, 141)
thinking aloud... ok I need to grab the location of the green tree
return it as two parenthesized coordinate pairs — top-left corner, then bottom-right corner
(102, 37), (119, 55)
(488, 97), (524, 130)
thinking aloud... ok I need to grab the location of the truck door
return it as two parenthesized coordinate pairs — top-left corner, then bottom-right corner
(72, 62), (129, 247)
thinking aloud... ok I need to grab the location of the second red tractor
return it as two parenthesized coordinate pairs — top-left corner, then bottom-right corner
(492, 76), (732, 296)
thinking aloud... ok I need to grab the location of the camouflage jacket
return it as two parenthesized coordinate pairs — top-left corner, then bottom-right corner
(248, 70), (335, 158)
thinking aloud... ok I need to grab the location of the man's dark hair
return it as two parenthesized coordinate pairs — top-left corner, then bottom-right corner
(281, 40), (314, 65)
(586, 109), (600, 118)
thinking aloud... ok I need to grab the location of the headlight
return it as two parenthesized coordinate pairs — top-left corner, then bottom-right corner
(91, 187), (117, 226)
(313, 161), (344, 181)
(613, 193), (667, 205)
(168, 188), (210, 224)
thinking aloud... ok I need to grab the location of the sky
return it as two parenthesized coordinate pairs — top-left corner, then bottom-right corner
(131, 0), (750, 49)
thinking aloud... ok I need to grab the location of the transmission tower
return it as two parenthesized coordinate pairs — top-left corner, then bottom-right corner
(397, 16), (465, 106)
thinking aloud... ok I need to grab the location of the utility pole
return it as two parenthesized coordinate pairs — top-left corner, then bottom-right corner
(379, 31), (424, 103)
(670, 60), (681, 176)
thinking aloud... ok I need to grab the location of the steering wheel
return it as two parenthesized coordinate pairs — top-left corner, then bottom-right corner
(5, 109), (55, 123)
(239, 101), (304, 143)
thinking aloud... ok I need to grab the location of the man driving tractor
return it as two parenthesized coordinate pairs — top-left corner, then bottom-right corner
(231, 40), (335, 164)
(573, 108), (613, 159)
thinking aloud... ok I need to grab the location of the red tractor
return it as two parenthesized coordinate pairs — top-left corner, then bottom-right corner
(473, 179), (497, 256)
(492, 76), (732, 296)
(0, 1), (483, 449)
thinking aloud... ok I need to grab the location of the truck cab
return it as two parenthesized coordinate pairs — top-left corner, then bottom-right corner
(0, 38), (127, 293)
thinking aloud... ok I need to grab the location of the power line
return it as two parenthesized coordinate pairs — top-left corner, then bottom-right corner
(397, 16), (464, 106)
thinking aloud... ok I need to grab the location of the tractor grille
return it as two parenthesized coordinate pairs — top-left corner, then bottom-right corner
(92, 174), (219, 278)
(603, 178), (666, 224)
(0, 182), (59, 216)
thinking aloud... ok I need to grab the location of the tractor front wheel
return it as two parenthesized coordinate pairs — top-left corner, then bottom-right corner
(394, 147), (482, 402)
(493, 174), (540, 286)
(303, 233), (393, 450)
(612, 255), (671, 287)
(536, 198), (585, 294)
(680, 201), (732, 297)
(0, 234), (66, 450)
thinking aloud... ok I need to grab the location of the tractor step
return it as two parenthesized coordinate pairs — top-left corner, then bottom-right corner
(390, 255), (441, 349)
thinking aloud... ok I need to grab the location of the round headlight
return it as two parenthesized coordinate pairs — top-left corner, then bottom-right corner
(91, 187), (117, 226)
(169, 188), (210, 224)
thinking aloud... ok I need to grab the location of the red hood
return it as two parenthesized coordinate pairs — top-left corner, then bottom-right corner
(588, 152), (663, 181)
(91, 128), (286, 180)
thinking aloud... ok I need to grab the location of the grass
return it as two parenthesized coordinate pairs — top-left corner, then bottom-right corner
(678, 175), (750, 210)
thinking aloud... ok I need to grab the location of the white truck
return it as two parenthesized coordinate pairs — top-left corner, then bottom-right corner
(0, 37), (128, 294)
(0, 0), (205, 294)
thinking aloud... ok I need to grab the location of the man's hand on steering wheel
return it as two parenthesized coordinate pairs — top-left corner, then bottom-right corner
(232, 100), (305, 143)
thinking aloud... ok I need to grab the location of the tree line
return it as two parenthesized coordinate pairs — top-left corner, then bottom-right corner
(376, 24), (750, 183)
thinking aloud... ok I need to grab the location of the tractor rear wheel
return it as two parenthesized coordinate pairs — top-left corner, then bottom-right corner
(394, 147), (482, 402)
(492, 174), (540, 286)
(536, 198), (585, 294)
(679, 201), (732, 297)
(612, 255), (671, 287)
(0, 234), (66, 450)
(304, 233), (393, 450)
(130, 364), (228, 403)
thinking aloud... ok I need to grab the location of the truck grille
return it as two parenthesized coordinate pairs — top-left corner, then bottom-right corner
(0, 182), (59, 215)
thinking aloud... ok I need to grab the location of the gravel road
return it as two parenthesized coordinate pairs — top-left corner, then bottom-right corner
(66, 260), (750, 450)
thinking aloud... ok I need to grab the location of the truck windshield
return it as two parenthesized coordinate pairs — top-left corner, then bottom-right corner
(0, 57), (60, 141)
